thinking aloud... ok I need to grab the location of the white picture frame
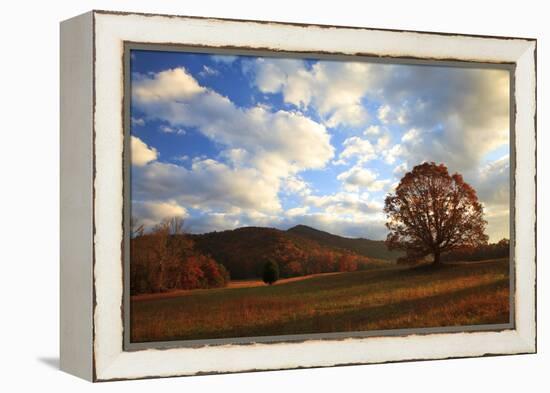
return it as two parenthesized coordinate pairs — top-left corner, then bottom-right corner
(60, 10), (536, 382)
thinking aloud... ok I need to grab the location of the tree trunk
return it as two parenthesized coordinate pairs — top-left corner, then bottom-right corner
(433, 249), (441, 265)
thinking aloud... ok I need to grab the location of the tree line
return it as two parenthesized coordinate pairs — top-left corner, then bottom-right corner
(130, 219), (376, 294)
(440, 238), (510, 262)
(130, 217), (230, 295)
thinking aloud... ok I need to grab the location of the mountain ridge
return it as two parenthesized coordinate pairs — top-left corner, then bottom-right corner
(189, 224), (401, 279)
(286, 224), (402, 261)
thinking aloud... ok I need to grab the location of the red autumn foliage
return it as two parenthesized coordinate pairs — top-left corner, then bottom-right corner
(338, 254), (358, 272)
(190, 227), (374, 280)
(130, 218), (230, 295)
(130, 220), (383, 295)
(384, 162), (488, 265)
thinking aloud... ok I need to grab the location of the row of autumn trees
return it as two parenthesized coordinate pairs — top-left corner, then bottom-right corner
(190, 226), (374, 280)
(130, 221), (374, 294)
(440, 238), (510, 262)
(130, 217), (230, 295)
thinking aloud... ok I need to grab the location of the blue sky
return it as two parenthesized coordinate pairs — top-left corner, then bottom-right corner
(130, 49), (510, 241)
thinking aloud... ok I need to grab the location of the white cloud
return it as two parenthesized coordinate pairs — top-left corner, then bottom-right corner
(377, 104), (407, 125)
(174, 155), (189, 162)
(133, 68), (204, 103)
(133, 67), (335, 181)
(378, 66), (510, 174)
(364, 125), (381, 136)
(401, 128), (420, 142)
(131, 117), (145, 127)
(159, 125), (186, 135)
(247, 59), (380, 128)
(305, 192), (383, 216)
(283, 175), (311, 196)
(133, 159), (282, 215)
(376, 133), (391, 150)
(286, 206), (310, 217)
(130, 60), (510, 242)
(211, 55), (238, 64)
(382, 143), (402, 164)
(131, 136), (158, 167)
(249, 59), (509, 175)
(334, 136), (376, 165)
(132, 200), (188, 229)
(337, 166), (391, 192)
(199, 65), (220, 77)
(283, 212), (387, 240)
(377, 105), (391, 123)
(392, 162), (408, 177)
(335, 128), (397, 165)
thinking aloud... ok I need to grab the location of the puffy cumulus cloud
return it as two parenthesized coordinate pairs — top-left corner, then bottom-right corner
(401, 128), (420, 143)
(334, 136), (376, 165)
(131, 136), (158, 166)
(133, 159), (282, 215)
(382, 144), (403, 165)
(285, 206), (310, 217)
(247, 58), (384, 128)
(250, 58), (509, 174)
(132, 200), (188, 229)
(133, 68), (204, 102)
(335, 127), (397, 166)
(282, 175), (311, 196)
(133, 67), (334, 180)
(379, 66), (510, 173)
(304, 192), (383, 216)
(337, 166), (391, 192)
(377, 104), (407, 125)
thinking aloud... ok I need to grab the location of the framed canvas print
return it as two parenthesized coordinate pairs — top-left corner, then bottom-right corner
(60, 10), (537, 382)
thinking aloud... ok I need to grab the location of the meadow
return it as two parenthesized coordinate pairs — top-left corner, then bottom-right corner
(130, 258), (510, 342)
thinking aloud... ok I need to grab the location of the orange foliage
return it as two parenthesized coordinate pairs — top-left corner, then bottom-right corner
(385, 162), (488, 265)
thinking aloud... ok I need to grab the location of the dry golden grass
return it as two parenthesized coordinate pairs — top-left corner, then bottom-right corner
(130, 258), (510, 342)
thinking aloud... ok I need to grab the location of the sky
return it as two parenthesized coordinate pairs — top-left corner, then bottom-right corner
(130, 49), (510, 242)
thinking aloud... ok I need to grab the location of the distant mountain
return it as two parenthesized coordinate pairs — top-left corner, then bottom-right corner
(189, 225), (400, 279)
(190, 226), (330, 279)
(286, 225), (402, 261)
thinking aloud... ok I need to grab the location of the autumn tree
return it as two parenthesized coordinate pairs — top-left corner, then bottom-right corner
(129, 216), (230, 294)
(338, 254), (358, 272)
(384, 162), (488, 265)
(262, 260), (279, 285)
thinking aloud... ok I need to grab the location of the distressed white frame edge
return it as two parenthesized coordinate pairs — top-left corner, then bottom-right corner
(85, 11), (535, 381)
(60, 11), (94, 381)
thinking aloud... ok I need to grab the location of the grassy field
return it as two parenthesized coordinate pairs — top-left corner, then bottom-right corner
(130, 258), (510, 342)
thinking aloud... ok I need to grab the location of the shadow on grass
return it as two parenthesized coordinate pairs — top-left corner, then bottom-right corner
(137, 277), (509, 342)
